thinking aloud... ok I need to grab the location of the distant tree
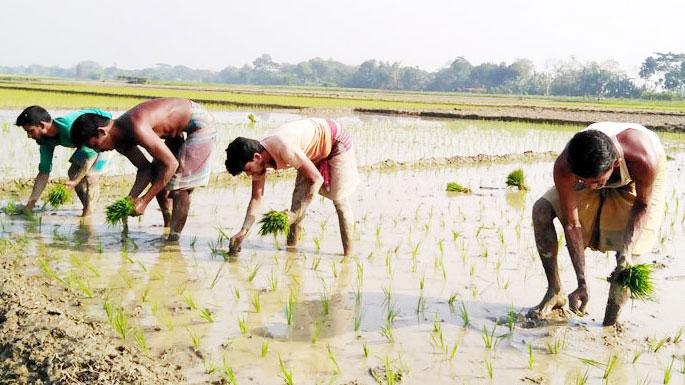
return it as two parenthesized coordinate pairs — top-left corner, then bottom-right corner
(639, 52), (685, 92)
(75, 61), (103, 80)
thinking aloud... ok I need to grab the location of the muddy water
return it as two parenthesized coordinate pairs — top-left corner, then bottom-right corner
(2, 151), (685, 384)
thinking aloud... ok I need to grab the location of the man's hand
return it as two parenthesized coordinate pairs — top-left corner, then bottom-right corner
(568, 285), (589, 315)
(131, 197), (148, 216)
(64, 180), (78, 189)
(229, 230), (247, 254)
(285, 210), (298, 224)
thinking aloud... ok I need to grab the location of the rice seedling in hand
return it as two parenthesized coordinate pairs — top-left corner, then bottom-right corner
(258, 210), (289, 237)
(615, 264), (655, 300)
(46, 184), (72, 208)
(105, 196), (135, 237)
(506, 168), (528, 190)
(446, 182), (472, 193)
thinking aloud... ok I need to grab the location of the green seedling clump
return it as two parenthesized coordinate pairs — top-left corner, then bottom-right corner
(446, 182), (472, 193)
(258, 210), (289, 237)
(248, 113), (257, 124)
(105, 197), (135, 226)
(616, 263), (655, 300)
(46, 184), (72, 208)
(506, 168), (528, 190)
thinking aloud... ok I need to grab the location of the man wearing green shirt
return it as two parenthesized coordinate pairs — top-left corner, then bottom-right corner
(15, 106), (112, 216)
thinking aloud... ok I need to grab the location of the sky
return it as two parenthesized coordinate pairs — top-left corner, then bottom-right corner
(1, 0), (682, 76)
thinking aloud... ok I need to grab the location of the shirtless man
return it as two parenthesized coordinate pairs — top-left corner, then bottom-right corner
(530, 122), (665, 325)
(71, 98), (216, 240)
(16, 106), (112, 216)
(225, 118), (359, 256)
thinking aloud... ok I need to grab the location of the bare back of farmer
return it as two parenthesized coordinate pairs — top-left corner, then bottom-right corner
(71, 98), (216, 240)
(530, 122), (665, 326)
(225, 118), (359, 256)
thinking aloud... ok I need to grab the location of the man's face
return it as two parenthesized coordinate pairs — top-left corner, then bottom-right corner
(579, 164), (615, 190)
(85, 127), (114, 151)
(22, 122), (49, 141)
(243, 152), (267, 176)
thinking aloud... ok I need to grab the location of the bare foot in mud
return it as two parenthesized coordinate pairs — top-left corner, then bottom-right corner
(166, 232), (180, 242)
(527, 290), (570, 320)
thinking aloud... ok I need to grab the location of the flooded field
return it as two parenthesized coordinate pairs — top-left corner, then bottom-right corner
(1, 111), (685, 384)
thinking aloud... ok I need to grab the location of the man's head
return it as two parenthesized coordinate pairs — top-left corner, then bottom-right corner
(16, 106), (52, 141)
(566, 129), (619, 189)
(71, 113), (115, 151)
(225, 137), (267, 176)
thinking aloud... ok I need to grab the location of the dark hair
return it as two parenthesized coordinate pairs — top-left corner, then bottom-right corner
(71, 113), (112, 147)
(566, 129), (616, 178)
(16, 106), (51, 126)
(225, 137), (264, 176)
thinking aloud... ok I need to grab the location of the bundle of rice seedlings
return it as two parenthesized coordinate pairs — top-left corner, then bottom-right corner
(2, 202), (22, 215)
(506, 168), (528, 191)
(258, 210), (289, 237)
(446, 182), (472, 193)
(46, 184), (72, 208)
(248, 113), (257, 125)
(616, 263), (655, 301)
(105, 197), (135, 226)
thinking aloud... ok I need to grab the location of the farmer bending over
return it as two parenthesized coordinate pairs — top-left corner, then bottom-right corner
(71, 98), (216, 240)
(225, 118), (359, 256)
(530, 122), (665, 325)
(16, 106), (112, 217)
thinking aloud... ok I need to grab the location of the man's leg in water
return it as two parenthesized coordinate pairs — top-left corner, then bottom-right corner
(67, 158), (95, 217)
(529, 197), (568, 317)
(603, 252), (632, 326)
(168, 188), (192, 241)
(287, 172), (311, 247)
(333, 197), (354, 256)
(156, 190), (172, 227)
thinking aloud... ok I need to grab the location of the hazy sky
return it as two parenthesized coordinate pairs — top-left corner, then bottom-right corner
(1, 0), (682, 75)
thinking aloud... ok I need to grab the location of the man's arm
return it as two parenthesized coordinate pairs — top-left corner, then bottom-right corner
(26, 144), (55, 211)
(290, 152), (324, 221)
(118, 146), (153, 199)
(553, 156), (589, 312)
(230, 176), (265, 252)
(620, 156), (657, 261)
(130, 124), (178, 213)
(26, 172), (50, 211)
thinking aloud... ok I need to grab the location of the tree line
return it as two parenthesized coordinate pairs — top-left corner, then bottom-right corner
(2, 53), (684, 99)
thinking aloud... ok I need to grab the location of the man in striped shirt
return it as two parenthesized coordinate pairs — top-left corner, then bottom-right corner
(225, 118), (359, 256)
